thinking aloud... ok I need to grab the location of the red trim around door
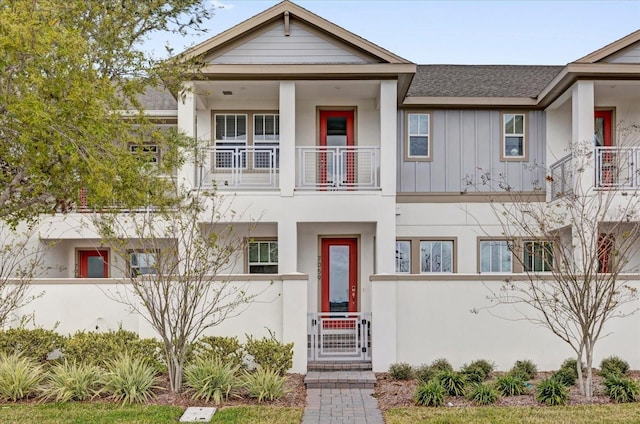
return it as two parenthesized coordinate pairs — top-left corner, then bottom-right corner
(321, 238), (358, 313)
(595, 110), (613, 147)
(78, 250), (109, 278)
(319, 110), (354, 147)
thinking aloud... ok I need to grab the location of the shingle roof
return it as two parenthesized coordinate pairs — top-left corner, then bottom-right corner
(407, 65), (564, 98)
(138, 87), (177, 110)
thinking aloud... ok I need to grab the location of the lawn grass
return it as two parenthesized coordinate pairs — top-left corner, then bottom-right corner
(0, 403), (303, 424)
(385, 404), (640, 424)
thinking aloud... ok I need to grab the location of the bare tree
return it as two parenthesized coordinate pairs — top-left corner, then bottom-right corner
(0, 226), (50, 327)
(468, 134), (640, 397)
(95, 186), (258, 393)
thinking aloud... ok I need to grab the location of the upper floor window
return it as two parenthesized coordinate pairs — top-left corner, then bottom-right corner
(502, 112), (527, 160)
(420, 240), (453, 273)
(215, 114), (247, 144)
(523, 241), (553, 272)
(395, 240), (411, 273)
(254, 114), (280, 168)
(129, 144), (160, 164)
(406, 112), (431, 161)
(480, 240), (512, 273)
(248, 240), (278, 274)
(128, 250), (158, 277)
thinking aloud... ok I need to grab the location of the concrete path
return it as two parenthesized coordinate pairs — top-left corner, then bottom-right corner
(301, 387), (385, 424)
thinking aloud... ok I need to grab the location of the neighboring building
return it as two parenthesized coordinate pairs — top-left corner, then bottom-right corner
(10, 1), (640, 372)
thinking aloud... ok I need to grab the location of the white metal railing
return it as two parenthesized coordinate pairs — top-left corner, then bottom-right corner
(549, 154), (573, 200)
(297, 146), (379, 190)
(307, 312), (371, 361)
(595, 146), (640, 189)
(199, 146), (279, 189)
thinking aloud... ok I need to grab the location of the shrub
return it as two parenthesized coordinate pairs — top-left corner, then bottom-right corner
(41, 361), (103, 402)
(509, 359), (537, 380)
(244, 330), (293, 376)
(389, 362), (413, 381)
(0, 328), (65, 363)
(64, 329), (165, 372)
(184, 357), (241, 404)
(414, 379), (446, 407)
(467, 382), (499, 405)
(193, 336), (244, 369)
(495, 373), (528, 396)
(536, 377), (569, 406)
(603, 374), (640, 403)
(0, 353), (44, 401)
(600, 356), (630, 378)
(461, 359), (494, 383)
(436, 370), (466, 397)
(430, 358), (453, 373)
(414, 364), (435, 383)
(552, 367), (576, 387)
(243, 366), (287, 402)
(103, 354), (159, 405)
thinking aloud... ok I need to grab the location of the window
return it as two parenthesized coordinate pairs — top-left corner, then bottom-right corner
(129, 144), (160, 164)
(480, 240), (512, 272)
(420, 241), (453, 272)
(395, 240), (411, 273)
(598, 233), (615, 273)
(406, 113), (431, 160)
(502, 112), (526, 160)
(214, 114), (247, 168)
(254, 114), (280, 168)
(128, 250), (157, 277)
(248, 241), (278, 274)
(523, 241), (553, 272)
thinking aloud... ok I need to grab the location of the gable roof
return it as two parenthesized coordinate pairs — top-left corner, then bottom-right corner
(575, 29), (640, 63)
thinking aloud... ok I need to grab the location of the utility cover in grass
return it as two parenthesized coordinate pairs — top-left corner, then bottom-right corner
(179, 407), (217, 422)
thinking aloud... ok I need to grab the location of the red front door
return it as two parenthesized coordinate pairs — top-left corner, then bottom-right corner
(595, 110), (614, 185)
(321, 238), (358, 313)
(78, 250), (109, 278)
(319, 110), (355, 188)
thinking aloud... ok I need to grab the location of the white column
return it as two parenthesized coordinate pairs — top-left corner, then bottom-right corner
(277, 217), (297, 274)
(177, 82), (197, 189)
(371, 278), (397, 371)
(571, 80), (595, 193)
(279, 82), (296, 197)
(379, 80), (398, 196)
(281, 274), (308, 373)
(375, 206), (397, 274)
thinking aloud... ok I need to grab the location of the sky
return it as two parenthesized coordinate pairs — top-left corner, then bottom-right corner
(146, 0), (640, 65)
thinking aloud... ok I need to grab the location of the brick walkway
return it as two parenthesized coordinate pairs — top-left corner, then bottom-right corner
(301, 371), (385, 424)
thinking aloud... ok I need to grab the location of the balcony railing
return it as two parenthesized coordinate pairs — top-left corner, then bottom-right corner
(549, 154), (573, 200)
(199, 146), (279, 189)
(297, 146), (380, 190)
(595, 146), (640, 189)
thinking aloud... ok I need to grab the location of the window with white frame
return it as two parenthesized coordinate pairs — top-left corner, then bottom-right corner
(523, 241), (553, 272)
(420, 240), (453, 272)
(503, 113), (526, 159)
(214, 114), (247, 168)
(129, 144), (160, 164)
(128, 250), (158, 277)
(480, 240), (512, 272)
(407, 113), (430, 159)
(395, 240), (411, 273)
(248, 240), (278, 274)
(253, 114), (280, 168)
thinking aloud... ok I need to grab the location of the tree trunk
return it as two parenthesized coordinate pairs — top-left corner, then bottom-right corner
(575, 348), (586, 396)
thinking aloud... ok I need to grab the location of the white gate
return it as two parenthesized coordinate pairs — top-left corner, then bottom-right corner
(308, 312), (371, 361)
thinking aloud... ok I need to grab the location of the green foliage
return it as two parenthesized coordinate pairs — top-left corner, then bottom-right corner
(243, 367), (287, 402)
(435, 370), (467, 397)
(41, 361), (103, 402)
(509, 359), (537, 380)
(414, 379), (446, 407)
(64, 329), (165, 372)
(600, 356), (630, 378)
(467, 382), (499, 405)
(184, 357), (241, 404)
(414, 364), (436, 384)
(430, 358), (453, 373)
(193, 336), (244, 369)
(0, 353), (44, 401)
(552, 368), (577, 387)
(603, 374), (640, 403)
(244, 330), (293, 376)
(536, 377), (569, 406)
(495, 373), (528, 396)
(0, 328), (65, 363)
(389, 363), (414, 381)
(103, 354), (159, 405)
(461, 359), (494, 383)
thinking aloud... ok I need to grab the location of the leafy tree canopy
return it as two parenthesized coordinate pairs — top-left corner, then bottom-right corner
(0, 0), (209, 225)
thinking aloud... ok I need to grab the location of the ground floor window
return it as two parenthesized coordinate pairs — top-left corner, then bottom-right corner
(479, 240), (512, 273)
(128, 250), (158, 277)
(396, 238), (456, 273)
(248, 240), (278, 274)
(523, 241), (553, 272)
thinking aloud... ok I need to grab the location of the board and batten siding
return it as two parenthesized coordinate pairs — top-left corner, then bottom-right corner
(605, 43), (640, 64)
(211, 21), (372, 65)
(398, 110), (546, 193)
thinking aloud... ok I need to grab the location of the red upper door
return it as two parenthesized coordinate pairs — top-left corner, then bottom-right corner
(321, 238), (358, 313)
(319, 110), (355, 187)
(78, 250), (109, 278)
(319, 110), (354, 147)
(594, 110), (613, 147)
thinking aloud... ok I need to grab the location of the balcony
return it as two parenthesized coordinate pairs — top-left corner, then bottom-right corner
(296, 146), (380, 190)
(199, 146), (280, 189)
(549, 146), (640, 200)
